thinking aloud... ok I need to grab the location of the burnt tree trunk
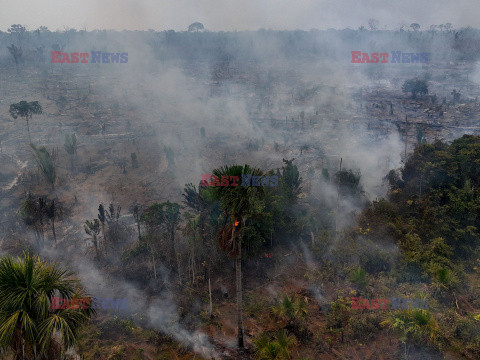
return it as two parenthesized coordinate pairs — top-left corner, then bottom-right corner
(236, 218), (244, 349)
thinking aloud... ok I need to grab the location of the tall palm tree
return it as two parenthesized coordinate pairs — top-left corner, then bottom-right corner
(210, 164), (266, 349)
(0, 253), (94, 359)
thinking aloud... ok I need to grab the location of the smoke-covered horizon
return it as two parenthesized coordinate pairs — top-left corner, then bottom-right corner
(1, 0), (480, 33)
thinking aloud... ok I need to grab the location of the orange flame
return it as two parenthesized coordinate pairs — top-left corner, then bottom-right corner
(234, 221), (239, 227)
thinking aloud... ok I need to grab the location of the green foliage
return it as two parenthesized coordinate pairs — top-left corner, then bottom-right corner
(84, 219), (101, 258)
(100, 316), (136, 337)
(280, 159), (302, 203)
(105, 204), (121, 225)
(334, 169), (363, 197)
(416, 124), (426, 144)
(253, 330), (296, 360)
(455, 315), (480, 353)
(381, 309), (441, 346)
(85, 219), (100, 237)
(326, 296), (351, 342)
(9, 100), (42, 139)
(348, 267), (368, 289)
(0, 253), (94, 359)
(141, 201), (181, 272)
(196, 160), (304, 254)
(358, 239), (394, 273)
(64, 133), (78, 171)
(121, 240), (149, 263)
(211, 164), (265, 218)
(181, 183), (225, 276)
(188, 22), (204, 32)
(271, 294), (308, 324)
(360, 135), (480, 282)
(30, 143), (56, 187)
(19, 194), (45, 228)
(244, 293), (267, 317)
(142, 202), (181, 230)
(64, 133), (77, 155)
(402, 79), (428, 98)
(183, 183), (207, 212)
(209, 164), (267, 261)
(241, 219), (268, 257)
(18, 194), (58, 248)
(348, 312), (382, 341)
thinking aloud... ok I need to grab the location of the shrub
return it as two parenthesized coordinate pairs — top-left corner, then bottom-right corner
(326, 296), (351, 343)
(381, 309), (441, 346)
(272, 294), (308, 324)
(348, 312), (382, 341)
(402, 79), (428, 98)
(253, 330), (297, 360)
(348, 267), (369, 289)
(455, 316), (480, 353)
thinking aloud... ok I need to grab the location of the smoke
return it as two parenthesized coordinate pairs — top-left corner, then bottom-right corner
(39, 247), (221, 358)
(1, 25), (480, 358)
(1, 0), (480, 31)
(472, 62), (480, 85)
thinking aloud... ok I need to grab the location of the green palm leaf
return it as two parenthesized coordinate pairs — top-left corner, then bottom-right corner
(0, 252), (94, 359)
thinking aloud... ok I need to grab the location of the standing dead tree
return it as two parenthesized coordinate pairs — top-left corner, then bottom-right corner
(84, 219), (101, 260)
(64, 133), (78, 171)
(105, 203), (123, 250)
(19, 194), (46, 248)
(18, 194), (60, 248)
(7, 44), (22, 74)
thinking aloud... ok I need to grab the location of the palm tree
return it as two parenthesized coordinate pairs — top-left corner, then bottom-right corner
(84, 219), (101, 259)
(381, 309), (441, 358)
(210, 164), (266, 349)
(30, 144), (56, 188)
(0, 253), (94, 359)
(19, 194), (47, 248)
(271, 294), (308, 326)
(64, 133), (77, 171)
(253, 330), (296, 360)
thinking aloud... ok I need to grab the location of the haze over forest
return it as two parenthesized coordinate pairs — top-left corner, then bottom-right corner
(0, 2), (480, 359)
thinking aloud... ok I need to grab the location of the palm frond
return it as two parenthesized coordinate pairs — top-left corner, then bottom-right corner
(0, 253), (94, 356)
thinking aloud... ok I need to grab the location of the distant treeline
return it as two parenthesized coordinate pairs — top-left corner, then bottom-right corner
(1, 25), (480, 66)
